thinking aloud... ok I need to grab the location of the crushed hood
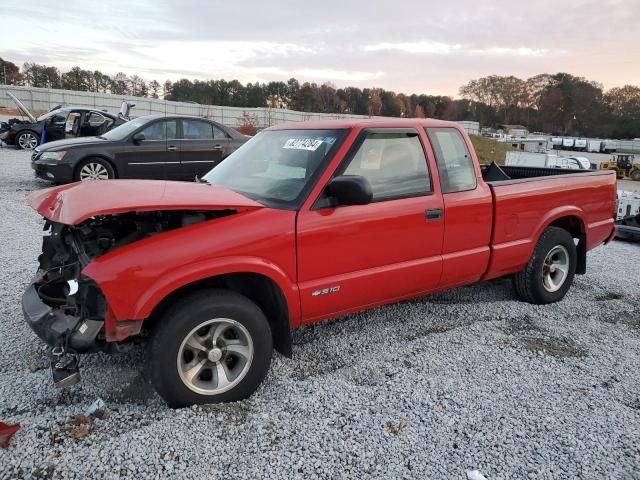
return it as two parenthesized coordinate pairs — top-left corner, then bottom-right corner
(26, 180), (263, 225)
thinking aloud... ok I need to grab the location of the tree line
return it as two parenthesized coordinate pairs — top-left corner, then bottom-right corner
(1, 57), (639, 138)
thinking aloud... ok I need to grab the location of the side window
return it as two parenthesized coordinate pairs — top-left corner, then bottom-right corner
(342, 131), (431, 201)
(85, 112), (106, 125)
(183, 120), (213, 140)
(142, 121), (167, 141)
(212, 125), (229, 140)
(426, 128), (477, 193)
(166, 120), (178, 140)
(141, 120), (178, 141)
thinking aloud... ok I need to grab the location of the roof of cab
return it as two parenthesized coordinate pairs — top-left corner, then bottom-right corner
(266, 118), (462, 131)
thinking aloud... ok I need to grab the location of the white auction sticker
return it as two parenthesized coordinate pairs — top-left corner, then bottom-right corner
(283, 138), (324, 151)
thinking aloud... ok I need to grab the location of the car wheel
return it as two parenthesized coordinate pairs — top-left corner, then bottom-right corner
(149, 289), (273, 408)
(630, 169), (640, 182)
(513, 227), (577, 305)
(16, 131), (39, 150)
(75, 158), (115, 181)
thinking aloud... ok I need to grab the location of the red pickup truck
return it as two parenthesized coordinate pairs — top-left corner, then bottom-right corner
(22, 119), (616, 407)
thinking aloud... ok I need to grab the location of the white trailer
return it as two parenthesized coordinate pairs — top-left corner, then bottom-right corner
(562, 138), (575, 149)
(602, 140), (617, 153)
(505, 151), (558, 168)
(574, 139), (587, 151)
(588, 140), (602, 153)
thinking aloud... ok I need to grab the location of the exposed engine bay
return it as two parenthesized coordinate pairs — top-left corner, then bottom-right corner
(26, 209), (232, 354)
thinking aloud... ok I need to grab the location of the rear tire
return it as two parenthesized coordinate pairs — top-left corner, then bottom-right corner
(74, 157), (115, 181)
(630, 169), (640, 182)
(149, 289), (273, 408)
(513, 227), (577, 304)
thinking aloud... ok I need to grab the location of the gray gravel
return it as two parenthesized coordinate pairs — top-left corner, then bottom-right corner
(0, 147), (639, 480)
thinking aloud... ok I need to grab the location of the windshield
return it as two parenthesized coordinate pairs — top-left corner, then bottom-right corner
(203, 129), (346, 208)
(100, 116), (152, 140)
(36, 110), (68, 122)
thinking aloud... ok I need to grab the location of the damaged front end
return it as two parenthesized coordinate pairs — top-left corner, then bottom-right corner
(22, 209), (228, 386)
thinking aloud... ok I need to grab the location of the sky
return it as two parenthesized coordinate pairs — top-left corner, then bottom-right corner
(1, 0), (639, 97)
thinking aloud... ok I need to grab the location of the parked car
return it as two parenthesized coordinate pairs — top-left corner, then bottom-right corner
(0, 93), (132, 150)
(22, 119), (616, 407)
(30, 114), (249, 182)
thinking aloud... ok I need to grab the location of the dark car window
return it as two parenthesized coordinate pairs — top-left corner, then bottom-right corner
(142, 120), (179, 141)
(85, 112), (106, 126)
(212, 125), (229, 140)
(100, 115), (155, 140)
(47, 113), (67, 125)
(183, 120), (213, 140)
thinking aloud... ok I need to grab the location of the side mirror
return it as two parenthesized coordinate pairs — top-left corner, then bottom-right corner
(326, 175), (373, 206)
(132, 132), (146, 144)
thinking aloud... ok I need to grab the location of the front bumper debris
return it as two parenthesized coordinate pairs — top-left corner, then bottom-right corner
(22, 280), (104, 352)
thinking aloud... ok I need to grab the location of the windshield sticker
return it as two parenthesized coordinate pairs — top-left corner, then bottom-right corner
(323, 136), (337, 145)
(283, 138), (324, 151)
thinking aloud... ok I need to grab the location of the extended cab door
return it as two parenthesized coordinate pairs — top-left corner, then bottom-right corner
(296, 128), (444, 322)
(424, 127), (493, 288)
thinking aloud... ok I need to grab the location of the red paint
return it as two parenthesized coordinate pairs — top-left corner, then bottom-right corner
(0, 422), (20, 448)
(28, 119), (616, 339)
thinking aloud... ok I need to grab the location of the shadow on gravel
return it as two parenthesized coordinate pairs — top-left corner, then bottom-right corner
(600, 312), (640, 330)
(500, 315), (587, 358)
(104, 371), (156, 404)
(518, 336), (587, 358)
(595, 291), (626, 301)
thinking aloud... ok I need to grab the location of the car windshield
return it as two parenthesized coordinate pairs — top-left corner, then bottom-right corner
(203, 129), (346, 208)
(99, 116), (152, 140)
(36, 110), (69, 122)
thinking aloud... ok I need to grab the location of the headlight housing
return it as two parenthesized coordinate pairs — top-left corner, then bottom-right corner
(39, 151), (67, 161)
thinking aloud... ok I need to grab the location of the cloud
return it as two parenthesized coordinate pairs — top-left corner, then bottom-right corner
(364, 42), (552, 57)
(0, 0), (638, 96)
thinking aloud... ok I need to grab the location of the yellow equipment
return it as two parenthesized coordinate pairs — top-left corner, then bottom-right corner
(599, 154), (640, 181)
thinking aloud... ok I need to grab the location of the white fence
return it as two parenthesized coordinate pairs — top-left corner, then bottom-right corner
(0, 85), (480, 135)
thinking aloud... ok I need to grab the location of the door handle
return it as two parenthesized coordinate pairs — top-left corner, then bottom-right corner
(167, 145), (177, 151)
(213, 144), (223, 150)
(425, 208), (442, 221)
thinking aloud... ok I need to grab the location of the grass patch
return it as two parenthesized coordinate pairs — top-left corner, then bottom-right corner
(469, 135), (518, 165)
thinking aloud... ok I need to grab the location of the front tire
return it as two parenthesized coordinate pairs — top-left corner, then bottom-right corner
(513, 227), (577, 304)
(630, 169), (640, 181)
(16, 131), (39, 150)
(149, 289), (273, 408)
(75, 157), (115, 181)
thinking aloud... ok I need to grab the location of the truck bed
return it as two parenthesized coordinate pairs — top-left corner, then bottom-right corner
(480, 164), (617, 279)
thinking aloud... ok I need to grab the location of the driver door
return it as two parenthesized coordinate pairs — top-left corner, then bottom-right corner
(296, 129), (444, 322)
(44, 112), (68, 142)
(117, 119), (180, 179)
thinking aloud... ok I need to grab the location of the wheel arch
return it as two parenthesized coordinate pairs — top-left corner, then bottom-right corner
(545, 214), (587, 274)
(145, 272), (293, 357)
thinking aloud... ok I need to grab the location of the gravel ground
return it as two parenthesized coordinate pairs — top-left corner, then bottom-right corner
(0, 147), (639, 480)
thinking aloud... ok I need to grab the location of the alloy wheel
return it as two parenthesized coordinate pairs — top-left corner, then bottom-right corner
(542, 245), (570, 292)
(79, 162), (110, 180)
(18, 132), (38, 150)
(177, 318), (254, 395)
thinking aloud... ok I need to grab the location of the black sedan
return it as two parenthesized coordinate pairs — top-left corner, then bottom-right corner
(1, 93), (131, 150)
(30, 114), (249, 183)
